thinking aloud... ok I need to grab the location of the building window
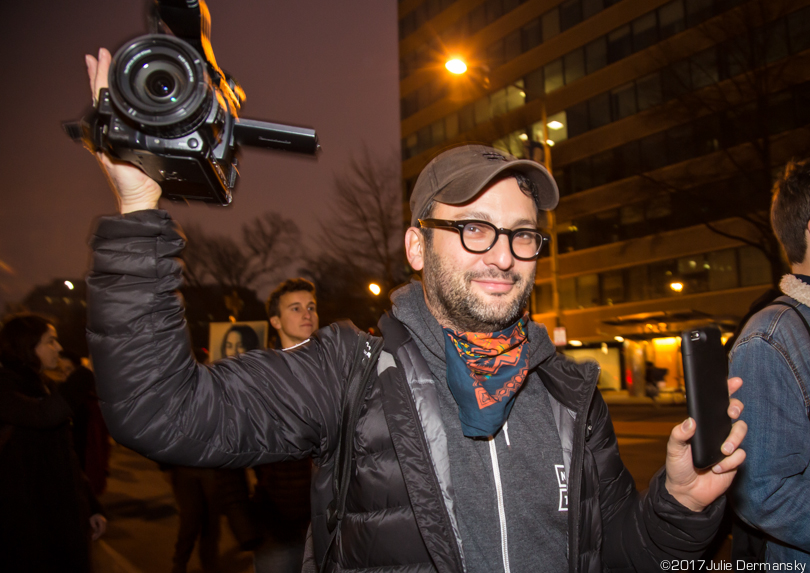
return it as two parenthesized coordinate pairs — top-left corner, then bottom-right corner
(788, 6), (810, 53)
(607, 25), (632, 64)
(588, 92), (612, 129)
(564, 49), (586, 84)
(545, 59), (564, 93)
(583, 0), (604, 19)
(542, 8), (561, 41)
(708, 249), (738, 291)
(611, 83), (637, 120)
(640, 132), (667, 171)
(491, 88), (509, 117)
(524, 68), (545, 102)
(486, 0), (504, 24)
(560, 0), (584, 31)
(632, 12), (658, 52)
(522, 18), (543, 52)
(636, 72), (662, 111)
(504, 29), (523, 63)
(458, 104), (475, 133)
(739, 246), (772, 287)
(576, 274), (600, 308)
(761, 19), (790, 64)
(445, 113), (459, 140)
(690, 48), (719, 88)
(474, 97), (491, 124)
(659, 1), (685, 39)
(506, 80), (526, 111)
(469, 4), (487, 33)
(602, 271), (625, 305)
(585, 37), (607, 74)
(431, 120), (445, 146)
(567, 101), (589, 138)
(685, 0), (713, 28)
(486, 39), (505, 69)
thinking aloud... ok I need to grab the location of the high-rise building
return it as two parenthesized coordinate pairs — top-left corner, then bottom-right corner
(399, 0), (810, 394)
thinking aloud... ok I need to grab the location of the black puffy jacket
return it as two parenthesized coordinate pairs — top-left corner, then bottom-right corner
(87, 211), (724, 572)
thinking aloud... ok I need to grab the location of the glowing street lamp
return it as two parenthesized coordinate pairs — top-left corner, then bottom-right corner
(64, 280), (74, 290)
(445, 58), (467, 75)
(670, 281), (684, 293)
(369, 283), (382, 296)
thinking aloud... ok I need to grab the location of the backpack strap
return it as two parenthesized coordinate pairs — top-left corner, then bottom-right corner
(320, 330), (384, 572)
(768, 300), (810, 337)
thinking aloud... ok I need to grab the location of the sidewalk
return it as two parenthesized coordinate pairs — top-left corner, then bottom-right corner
(600, 388), (687, 406)
(94, 444), (253, 573)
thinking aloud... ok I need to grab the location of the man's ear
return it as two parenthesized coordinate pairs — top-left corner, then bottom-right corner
(405, 227), (425, 271)
(269, 316), (282, 331)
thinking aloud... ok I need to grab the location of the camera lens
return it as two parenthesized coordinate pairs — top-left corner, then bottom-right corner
(109, 35), (213, 137)
(134, 61), (186, 104)
(145, 71), (177, 100)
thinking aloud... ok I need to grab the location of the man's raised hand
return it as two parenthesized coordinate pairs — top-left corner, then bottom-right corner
(663, 376), (747, 512)
(86, 48), (162, 214)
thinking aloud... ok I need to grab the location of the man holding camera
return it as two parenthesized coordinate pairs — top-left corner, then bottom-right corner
(84, 48), (747, 572)
(728, 159), (810, 566)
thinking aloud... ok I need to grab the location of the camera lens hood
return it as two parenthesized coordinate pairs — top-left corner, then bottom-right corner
(109, 34), (213, 137)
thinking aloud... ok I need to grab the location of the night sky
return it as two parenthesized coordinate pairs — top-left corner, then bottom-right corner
(0, 1), (400, 309)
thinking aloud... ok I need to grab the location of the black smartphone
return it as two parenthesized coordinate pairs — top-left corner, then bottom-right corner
(680, 326), (732, 469)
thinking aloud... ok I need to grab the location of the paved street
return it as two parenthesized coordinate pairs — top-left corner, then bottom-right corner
(94, 446), (254, 573)
(92, 395), (729, 572)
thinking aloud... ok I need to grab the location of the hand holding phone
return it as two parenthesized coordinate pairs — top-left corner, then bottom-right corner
(681, 326), (732, 469)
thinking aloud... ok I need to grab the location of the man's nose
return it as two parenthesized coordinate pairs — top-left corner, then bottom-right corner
(482, 234), (514, 270)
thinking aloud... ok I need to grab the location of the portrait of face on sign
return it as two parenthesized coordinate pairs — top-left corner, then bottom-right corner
(209, 321), (269, 362)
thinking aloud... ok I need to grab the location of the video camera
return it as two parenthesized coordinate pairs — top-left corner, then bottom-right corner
(64, 0), (319, 205)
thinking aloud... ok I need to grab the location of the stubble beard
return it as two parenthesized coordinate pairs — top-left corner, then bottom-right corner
(422, 243), (534, 333)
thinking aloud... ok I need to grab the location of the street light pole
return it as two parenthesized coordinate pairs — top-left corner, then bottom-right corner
(539, 105), (562, 329)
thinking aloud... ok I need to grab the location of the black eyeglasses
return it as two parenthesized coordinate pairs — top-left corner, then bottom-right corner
(419, 219), (549, 260)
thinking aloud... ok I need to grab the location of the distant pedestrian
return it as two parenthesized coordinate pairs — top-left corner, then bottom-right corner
(0, 314), (106, 572)
(56, 350), (111, 497)
(253, 278), (318, 573)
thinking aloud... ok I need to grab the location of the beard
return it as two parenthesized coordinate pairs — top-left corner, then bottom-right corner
(422, 243), (534, 333)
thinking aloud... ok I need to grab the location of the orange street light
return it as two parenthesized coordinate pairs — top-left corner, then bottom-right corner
(369, 283), (382, 296)
(445, 58), (467, 75)
(670, 281), (684, 292)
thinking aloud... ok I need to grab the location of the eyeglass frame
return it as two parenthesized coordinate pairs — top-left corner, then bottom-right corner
(418, 218), (550, 261)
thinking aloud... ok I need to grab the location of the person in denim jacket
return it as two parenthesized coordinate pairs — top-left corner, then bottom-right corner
(729, 158), (810, 566)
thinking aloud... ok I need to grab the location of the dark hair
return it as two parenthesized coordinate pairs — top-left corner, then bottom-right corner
(419, 170), (539, 249)
(771, 159), (810, 265)
(220, 324), (261, 357)
(0, 313), (53, 372)
(266, 278), (316, 318)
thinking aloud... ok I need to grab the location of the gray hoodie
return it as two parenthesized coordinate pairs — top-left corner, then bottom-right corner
(391, 280), (569, 573)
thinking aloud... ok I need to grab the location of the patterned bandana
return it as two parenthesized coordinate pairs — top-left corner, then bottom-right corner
(443, 313), (530, 438)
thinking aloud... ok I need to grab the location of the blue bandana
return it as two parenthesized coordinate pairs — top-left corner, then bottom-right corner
(443, 314), (530, 438)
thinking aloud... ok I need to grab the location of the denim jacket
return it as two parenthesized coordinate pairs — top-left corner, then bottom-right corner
(729, 274), (810, 566)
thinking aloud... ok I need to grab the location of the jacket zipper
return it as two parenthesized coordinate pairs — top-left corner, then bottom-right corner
(567, 365), (599, 573)
(489, 429), (511, 573)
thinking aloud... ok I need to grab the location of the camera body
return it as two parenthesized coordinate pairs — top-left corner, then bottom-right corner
(65, 2), (318, 205)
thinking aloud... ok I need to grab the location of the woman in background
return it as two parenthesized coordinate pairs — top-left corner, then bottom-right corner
(0, 314), (106, 573)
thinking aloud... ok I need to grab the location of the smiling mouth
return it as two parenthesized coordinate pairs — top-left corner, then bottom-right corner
(471, 279), (515, 293)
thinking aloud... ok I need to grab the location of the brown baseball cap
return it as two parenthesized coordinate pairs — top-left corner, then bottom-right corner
(409, 144), (559, 227)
